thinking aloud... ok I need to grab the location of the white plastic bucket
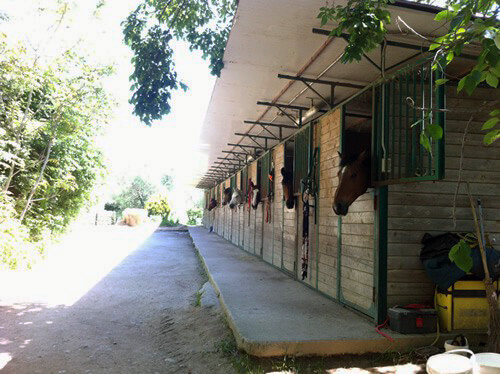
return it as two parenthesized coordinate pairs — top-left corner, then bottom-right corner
(475, 353), (500, 374)
(427, 349), (475, 374)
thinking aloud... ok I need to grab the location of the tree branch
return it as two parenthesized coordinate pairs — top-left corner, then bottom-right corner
(406, 97), (499, 114)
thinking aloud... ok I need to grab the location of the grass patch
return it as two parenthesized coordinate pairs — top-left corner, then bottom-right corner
(214, 332), (424, 374)
(194, 290), (203, 307)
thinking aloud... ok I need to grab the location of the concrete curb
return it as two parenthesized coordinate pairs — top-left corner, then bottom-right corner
(188, 230), (252, 352)
(188, 227), (485, 357)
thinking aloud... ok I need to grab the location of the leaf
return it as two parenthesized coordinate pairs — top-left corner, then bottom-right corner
(449, 14), (465, 30)
(484, 129), (500, 145)
(420, 131), (432, 153)
(486, 72), (499, 88)
(449, 240), (473, 272)
(426, 124), (443, 140)
(495, 32), (500, 50)
(429, 43), (440, 51)
(490, 109), (500, 117)
(482, 117), (499, 130)
(434, 9), (451, 21)
(435, 78), (448, 86)
(457, 76), (466, 92)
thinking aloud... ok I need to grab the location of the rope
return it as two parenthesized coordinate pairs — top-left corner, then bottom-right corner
(266, 199), (271, 223)
(301, 200), (309, 280)
(375, 318), (395, 342)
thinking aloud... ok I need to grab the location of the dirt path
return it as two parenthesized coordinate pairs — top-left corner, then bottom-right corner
(0, 227), (234, 374)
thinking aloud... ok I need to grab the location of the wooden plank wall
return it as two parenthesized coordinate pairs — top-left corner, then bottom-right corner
(200, 109), (377, 317)
(386, 86), (500, 307)
(340, 193), (375, 311)
(273, 145), (285, 267)
(317, 110), (341, 299)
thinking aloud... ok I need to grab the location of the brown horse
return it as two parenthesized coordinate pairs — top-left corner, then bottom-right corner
(333, 149), (371, 216)
(208, 198), (217, 211)
(281, 167), (294, 209)
(222, 187), (232, 206)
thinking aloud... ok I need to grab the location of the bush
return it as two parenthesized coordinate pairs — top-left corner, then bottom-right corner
(187, 208), (202, 225)
(160, 216), (180, 227)
(145, 194), (171, 220)
(104, 202), (120, 212)
(0, 194), (47, 270)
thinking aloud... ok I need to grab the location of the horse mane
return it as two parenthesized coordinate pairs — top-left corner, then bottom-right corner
(339, 153), (359, 168)
(339, 150), (371, 168)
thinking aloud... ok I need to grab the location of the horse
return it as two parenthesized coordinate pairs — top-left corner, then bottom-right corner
(251, 185), (260, 210)
(281, 167), (294, 209)
(208, 198), (217, 211)
(229, 189), (242, 209)
(333, 148), (371, 216)
(222, 187), (232, 206)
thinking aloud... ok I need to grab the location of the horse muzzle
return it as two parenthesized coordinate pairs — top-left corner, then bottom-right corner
(333, 202), (349, 216)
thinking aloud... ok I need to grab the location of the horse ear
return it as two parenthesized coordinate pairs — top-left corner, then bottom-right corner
(281, 167), (286, 176)
(338, 151), (343, 160)
(358, 149), (369, 162)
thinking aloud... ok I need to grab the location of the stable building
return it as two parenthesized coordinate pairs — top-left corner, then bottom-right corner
(197, 0), (500, 331)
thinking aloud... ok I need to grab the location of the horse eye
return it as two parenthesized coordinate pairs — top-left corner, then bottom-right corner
(351, 173), (357, 179)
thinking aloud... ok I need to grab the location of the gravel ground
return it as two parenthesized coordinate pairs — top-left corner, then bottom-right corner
(0, 226), (234, 374)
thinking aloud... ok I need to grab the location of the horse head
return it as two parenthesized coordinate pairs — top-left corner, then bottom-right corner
(281, 167), (294, 209)
(222, 187), (232, 206)
(229, 189), (242, 209)
(208, 198), (218, 211)
(333, 149), (370, 216)
(250, 181), (261, 210)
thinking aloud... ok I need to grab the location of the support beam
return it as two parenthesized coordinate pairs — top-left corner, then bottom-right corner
(234, 133), (279, 141)
(218, 157), (243, 162)
(345, 112), (372, 119)
(222, 150), (249, 156)
(312, 28), (477, 60)
(244, 120), (297, 130)
(385, 51), (425, 71)
(257, 101), (326, 112)
(277, 74), (365, 89)
(228, 143), (266, 150)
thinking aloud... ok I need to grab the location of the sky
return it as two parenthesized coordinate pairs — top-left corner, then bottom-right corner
(0, 0), (215, 220)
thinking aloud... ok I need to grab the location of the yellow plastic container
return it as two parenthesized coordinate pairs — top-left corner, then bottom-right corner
(436, 277), (499, 332)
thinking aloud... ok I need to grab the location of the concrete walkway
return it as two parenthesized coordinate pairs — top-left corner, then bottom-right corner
(189, 227), (442, 357)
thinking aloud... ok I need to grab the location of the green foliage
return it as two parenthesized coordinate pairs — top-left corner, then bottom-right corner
(161, 174), (174, 191)
(145, 194), (171, 219)
(161, 216), (179, 227)
(0, 34), (113, 268)
(112, 176), (156, 213)
(0, 192), (47, 270)
(104, 202), (120, 212)
(317, 0), (500, 144)
(449, 239), (473, 272)
(318, 0), (392, 64)
(187, 207), (202, 225)
(122, 0), (237, 124)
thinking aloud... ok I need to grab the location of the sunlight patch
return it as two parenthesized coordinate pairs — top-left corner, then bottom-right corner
(0, 352), (12, 370)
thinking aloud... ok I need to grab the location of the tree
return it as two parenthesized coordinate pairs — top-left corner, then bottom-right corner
(317, 0), (499, 145)
(145, 194), (171, 221)
(112, 176), (156, 212)
(122, 0), (237, 124)
(186, 207), (202, 225)
(161, 174), (174, 191)
(0, 35), (113, 238)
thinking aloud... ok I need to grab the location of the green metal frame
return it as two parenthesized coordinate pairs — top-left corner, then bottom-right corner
(372, 59), (446, 186)
(260, 152), (270, 199)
